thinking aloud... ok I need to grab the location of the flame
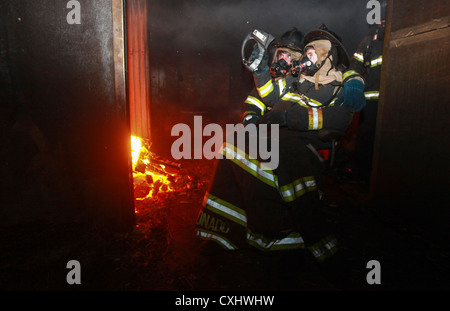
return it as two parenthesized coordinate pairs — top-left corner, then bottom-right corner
(130, 135), (175, 202)
(131, 135), (142, 169)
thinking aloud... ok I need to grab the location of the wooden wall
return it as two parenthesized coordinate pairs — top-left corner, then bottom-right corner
(0, 0), (135, 231)
(371, 0), (450, 236)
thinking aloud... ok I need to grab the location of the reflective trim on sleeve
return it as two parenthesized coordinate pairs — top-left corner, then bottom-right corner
(364, 91), (379, 100)
(353, 52), (364, 63)
(308, 235), (339, 262)
(205, 193), (247, 227)
(307, 107), (323, 130)
(222, 143), (279, 188)
(257, 79), (274, 98)
(371, 56), (383, 67)
(277, 78), (287, 96)
(279, 176), (317, 203)
(245, 96), (267, 115)
(246, 230), (305, 251)
(282, 92), (303, 103)
(302, 95), (323, 107)
(343, 70), (360, 81)
(197, 229), (238, 250)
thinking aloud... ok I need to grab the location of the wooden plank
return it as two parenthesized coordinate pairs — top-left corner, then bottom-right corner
(390, 24), (450, 47)
(390, 0), (450, 32)
(371, 0), (450, 230)
(390, 16), (449, 40)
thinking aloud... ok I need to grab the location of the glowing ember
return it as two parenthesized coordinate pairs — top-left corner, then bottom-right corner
(130, 135), (184, 203)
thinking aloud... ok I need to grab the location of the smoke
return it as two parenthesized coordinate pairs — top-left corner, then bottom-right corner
(148, 0), (370, 57)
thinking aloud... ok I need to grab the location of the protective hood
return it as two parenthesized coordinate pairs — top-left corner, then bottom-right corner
(303, 28), (350, 70)
(303, 39), (342, 88)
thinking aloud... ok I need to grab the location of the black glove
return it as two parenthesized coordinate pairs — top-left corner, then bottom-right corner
(242, 114), (260, 126)
(258, 110), (287, 127)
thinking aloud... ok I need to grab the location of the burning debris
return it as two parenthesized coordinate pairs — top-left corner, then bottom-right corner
(131, 136), (206, 210)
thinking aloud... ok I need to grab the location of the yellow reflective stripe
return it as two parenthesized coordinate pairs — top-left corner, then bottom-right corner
(222, 143), (278, 188)
(245, 96), (266, 115)
(353, 52), (364, 62)
(343, 70), (359, 80)
(328, 97), (337, 106)
(308, 235), (339, 262)
(371, 56), (383, 67)
(364, 91), (379, 100)
(281, 92), (311, 108)
(281, 93), (334, 108)
(302, 95), (323, 107)
(279, 176), (317, 202)
(282, 92), (303, 103)
(197, 229), (238, 250)
(277, 78), (286, 96)
(307, 107), (323, 130)
(257, 79), (274, 98)
(246, 230), (305, 251)
(205, 193), (247, 227)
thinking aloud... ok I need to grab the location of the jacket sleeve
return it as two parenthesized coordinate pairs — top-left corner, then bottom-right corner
(252, 70), (291, 108)
(241, 88), (268, 124)
(286, 104), (354, 133)
(346, 35), (373, 81)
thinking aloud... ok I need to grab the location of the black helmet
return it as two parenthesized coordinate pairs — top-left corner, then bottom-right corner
(273, 27), (304, 53)
(303, 24), (349, 69)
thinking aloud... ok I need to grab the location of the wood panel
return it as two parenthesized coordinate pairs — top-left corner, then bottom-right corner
(390, 0), (450, 32)
(371, 0), (450, 235)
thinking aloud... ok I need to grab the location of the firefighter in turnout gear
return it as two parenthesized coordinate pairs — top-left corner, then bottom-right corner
(242, 26), (365, 127)
(345, 1), (386, 182)
(196, 26), (365, 270)
(242, 27), (305, 127)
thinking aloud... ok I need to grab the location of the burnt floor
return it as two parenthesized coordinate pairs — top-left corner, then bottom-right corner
(1, 158), (449, 297)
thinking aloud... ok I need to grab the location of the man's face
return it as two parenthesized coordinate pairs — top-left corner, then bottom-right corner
(277, 51), (292, 65)
(305, 47), (318, 64)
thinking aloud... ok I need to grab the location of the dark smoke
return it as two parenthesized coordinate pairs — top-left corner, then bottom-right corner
(148, 0), (371, 57)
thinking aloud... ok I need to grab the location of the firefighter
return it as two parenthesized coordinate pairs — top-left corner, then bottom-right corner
(343, 0), (386, 182)
(242, 26), (366, 127)
(195, 26), (364, 288)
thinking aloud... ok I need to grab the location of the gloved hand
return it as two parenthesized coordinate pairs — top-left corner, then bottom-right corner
(334, 78), (366, 112)
(242, 114), (260, 126)
(258, 110), (287, 126)
(249, 43), (269, 73)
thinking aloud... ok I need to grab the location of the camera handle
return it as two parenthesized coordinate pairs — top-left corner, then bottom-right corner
(241, 29), (275, 72)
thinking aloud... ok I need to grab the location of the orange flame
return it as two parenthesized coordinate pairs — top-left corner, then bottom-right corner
(131, 135), (174, 202)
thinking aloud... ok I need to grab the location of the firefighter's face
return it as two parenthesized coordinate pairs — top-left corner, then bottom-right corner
(277, 51), (292, 65)
(305, 47), (318, 64)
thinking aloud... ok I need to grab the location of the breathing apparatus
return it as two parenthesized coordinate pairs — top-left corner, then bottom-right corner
(241, 29), (276, 72)
(290, 57), (318, 77)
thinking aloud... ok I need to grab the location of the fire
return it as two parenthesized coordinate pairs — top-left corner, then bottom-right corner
(130, 135), (176, 202)
(131, 135), (142, 169)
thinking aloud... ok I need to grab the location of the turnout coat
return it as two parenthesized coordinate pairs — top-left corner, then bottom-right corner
(196, 65), (355, 262)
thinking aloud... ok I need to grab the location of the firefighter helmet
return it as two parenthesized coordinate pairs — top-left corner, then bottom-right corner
(303, 24), (350, 70)
(273, 27), (304, 53)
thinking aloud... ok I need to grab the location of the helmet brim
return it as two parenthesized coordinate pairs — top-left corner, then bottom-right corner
(304, 29), (350, 68)
(272, 42), (303, 53)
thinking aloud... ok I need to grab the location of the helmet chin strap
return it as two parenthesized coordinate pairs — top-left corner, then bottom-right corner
(313, 52), (332, 90)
